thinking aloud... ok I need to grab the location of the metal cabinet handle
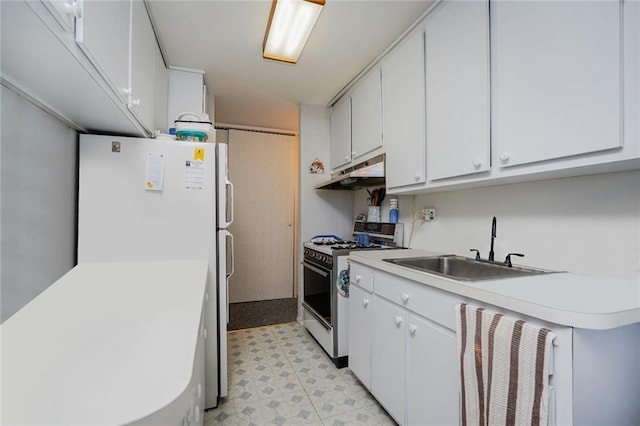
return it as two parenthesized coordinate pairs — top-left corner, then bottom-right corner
(362, 298), (369, 307)
(394, 315), (403, 326)
(355, 274), (361, 283)
(401, 293), (410, 304)
(499, 152), (510, 162)
(473, 158), (482, 168)
(408, 324), (417, 335)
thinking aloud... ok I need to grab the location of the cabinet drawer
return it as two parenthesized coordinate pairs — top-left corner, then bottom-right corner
(375, 270), (460, 330)
(350, 262), (374, 292)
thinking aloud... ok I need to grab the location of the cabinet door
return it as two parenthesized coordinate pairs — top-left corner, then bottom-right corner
(129, 0), (156, 133)
(330, 95), (352, 171)
(167, 69), (205, 129)
(407, 314), (459, 425)
(153, 42), (168, 134)
(351, 68), (382, 161)
(492, 0), (622, 168)
(348, 285), (372, 389)
(382, 29), (426, 189)
(371, 296), (406, 425)
(426, 0), (490, 180)
(42, 0), (79, 33)
(75, 0), (130, 102)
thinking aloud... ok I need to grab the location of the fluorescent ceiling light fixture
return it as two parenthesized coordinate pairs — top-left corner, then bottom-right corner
(263, 0), (325, 64)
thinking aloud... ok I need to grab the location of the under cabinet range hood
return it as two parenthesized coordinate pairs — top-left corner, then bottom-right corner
(315, 155), (385, 190)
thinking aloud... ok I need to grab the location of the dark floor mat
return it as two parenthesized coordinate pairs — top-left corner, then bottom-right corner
(228, 298), (298, 331)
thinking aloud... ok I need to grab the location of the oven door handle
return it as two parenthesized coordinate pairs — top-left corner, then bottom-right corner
(303, 302), (332, 331)
(302, 261), (330, 278)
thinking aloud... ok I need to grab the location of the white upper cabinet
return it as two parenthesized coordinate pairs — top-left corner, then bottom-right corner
(154, 44), (169, 135)
(41, 0), (80, 33)
(129, 0), (156, 133)
(330, 95), (352, 171)
(425, 0), (490, 180)
(167, 68), (206, 129)
(75, 0), (131, 103)
(351, 67), (383, 162)
(382, 29), (426, 189)
(491, 0), (622, 168)
(75, 0), (159, 134)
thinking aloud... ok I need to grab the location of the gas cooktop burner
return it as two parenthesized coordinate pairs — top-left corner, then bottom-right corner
(330, 243), (390, 250)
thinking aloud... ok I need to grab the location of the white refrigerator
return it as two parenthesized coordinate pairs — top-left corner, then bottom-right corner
(78, 134), (234, 409)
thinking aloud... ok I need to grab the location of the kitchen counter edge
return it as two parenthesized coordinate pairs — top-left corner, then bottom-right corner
(349, 249), (640, 330)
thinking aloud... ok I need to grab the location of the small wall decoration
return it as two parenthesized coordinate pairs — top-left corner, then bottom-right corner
(309, 157), (325, 174)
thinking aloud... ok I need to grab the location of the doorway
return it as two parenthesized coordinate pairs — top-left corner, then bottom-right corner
(225, 128), (298, 328)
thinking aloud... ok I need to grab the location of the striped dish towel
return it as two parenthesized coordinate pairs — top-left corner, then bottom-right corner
(456, 303), (556, 426)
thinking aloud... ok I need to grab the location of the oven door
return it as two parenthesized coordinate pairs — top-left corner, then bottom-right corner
(302, 259), (333, 330)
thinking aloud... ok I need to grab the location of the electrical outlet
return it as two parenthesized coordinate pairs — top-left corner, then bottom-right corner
(423, 208), (436, 221)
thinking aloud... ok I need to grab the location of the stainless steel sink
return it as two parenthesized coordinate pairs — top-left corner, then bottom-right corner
(383, 255), (553, 281)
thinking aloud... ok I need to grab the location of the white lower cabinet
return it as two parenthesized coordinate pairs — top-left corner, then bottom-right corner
(406, 313), (458, 426)
(369, 295), (459, 426)
(371, 296), (406, 424)
(348, 261), (573, 425)
(348, 284), (372, 389)
(350, 265), (462, 426)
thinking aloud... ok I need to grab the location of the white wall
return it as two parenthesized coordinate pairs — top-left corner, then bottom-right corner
(299, 104), (354, 242)
(366, 171), (640, 281)
(298, 104), (353, 319)
(1, 85), (78, 323)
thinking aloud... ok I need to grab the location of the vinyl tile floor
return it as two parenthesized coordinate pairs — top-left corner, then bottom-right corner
(204, 322), (396, 425)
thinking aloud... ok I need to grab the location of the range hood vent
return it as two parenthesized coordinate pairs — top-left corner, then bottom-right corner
(315, 155), (385, 190)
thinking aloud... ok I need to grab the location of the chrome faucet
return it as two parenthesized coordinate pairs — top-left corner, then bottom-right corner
(488, 216), (497, 262)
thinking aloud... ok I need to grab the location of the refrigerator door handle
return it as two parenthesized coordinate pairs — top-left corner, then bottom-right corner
(227, 231), (235, 278)
(225, 179), (234, 227)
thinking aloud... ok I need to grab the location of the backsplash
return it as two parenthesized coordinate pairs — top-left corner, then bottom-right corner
(354, 170), (640, 281)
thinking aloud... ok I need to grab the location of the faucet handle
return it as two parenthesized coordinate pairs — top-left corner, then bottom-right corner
(504, 253), (525, 267)
(470, 249), (481, 261)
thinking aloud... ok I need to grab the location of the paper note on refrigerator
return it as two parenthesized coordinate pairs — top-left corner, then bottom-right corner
(185, 160), (205, 190)
(145, 152), (165, 191)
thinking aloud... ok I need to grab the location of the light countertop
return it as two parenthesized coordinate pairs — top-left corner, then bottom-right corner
(349, 249), (640, 330)
(1, 260), (208, 425)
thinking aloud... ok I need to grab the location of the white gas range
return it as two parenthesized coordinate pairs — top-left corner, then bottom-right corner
(302, 222), (404, 367)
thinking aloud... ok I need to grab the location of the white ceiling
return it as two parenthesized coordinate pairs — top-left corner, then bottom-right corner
(147, 0), (434, 131)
